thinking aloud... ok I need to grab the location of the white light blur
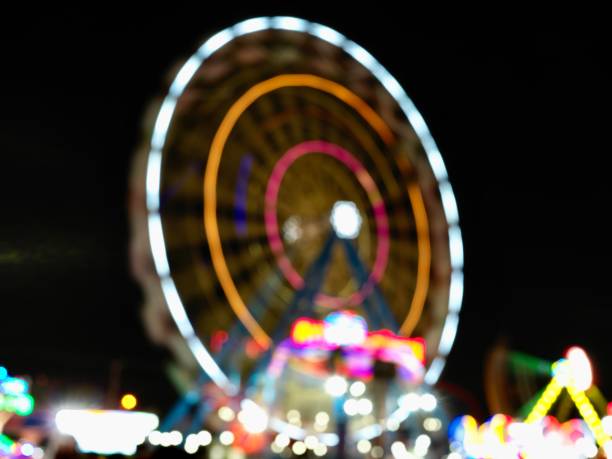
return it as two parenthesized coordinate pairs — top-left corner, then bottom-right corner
(20, 443), (34, 457)
(414, 434), (431, 456)
(198, 28), (235, 58)
(148, 430), (161, 446)
(169, 55), (203, 97)
(438, 313), (460, 356)
(417, 397), (435, 418)
(439, 181), (459, 225)
(344, 41), (378, 70)
(197, 430), (212, 446)
(233, 17), (270, 36)
(325, 375), (348, 397)
(424, 147), (449, 182)
(391, 441), (415, 459)
(159, 275), (233, 391)
(188, 335), (236, 394)
(350, 381), (366, 397)
(147, 23), (239, 393)
(151, 97), (177, 150)
(357, 439), (372, 454)
(268, 417), (305, 440)
(310, 23), (346, 46)
(148, 213), (171, 277)
(217, 406), (236, 422)
(145, 149), (162, 211)
(219, 431), (234, 446)
(304, 435), (318, 450)
(313, 443), (328, 456)
(159, 275), (191, 337)
(330, 201), (363, 240)
(319, 433), (339, 447)
(380, 73), (405, 102)
(371, 446), (384, 458)
(447, 453), (462, 459)
(449, 226), (464, 270)
(575, 437), (598, 458)
(387, 419), (400, 432)
(282, 216), (303, 243)
(210, 444), (224, 459)
(32, 447), (44, 459)
(292, 441), (307, 455)
(55, 409), (159, 455)
(218, 406), (235, 422)
(424, 356), (446, 385)
(552, 359), (571, 387)
(407, 111), (428, 140)
(270, 16), (308, 32)
(344, 398), (359, 416)
(423, 417), (442, 432)
(287, 409), (301, 424)
(354, 424), (383, 441)
(448, 270), (464, 313)
(566, 346), (593, 391)
(357, 398), (373, 416)
(184, 434), (199, 454)
(237, 399), (269, 434)
(315, 411), (330, 426)
(398, 393), (420, 411)
(169, 431), (183, 446)
(274, 433), (290, 448)
(602, 415), (612, 435)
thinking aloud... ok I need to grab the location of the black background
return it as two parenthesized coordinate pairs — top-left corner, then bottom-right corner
(1, 10), (610, 416)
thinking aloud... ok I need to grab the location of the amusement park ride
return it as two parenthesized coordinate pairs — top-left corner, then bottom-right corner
(126, 16), (612, 459)
(4, 16), (611, 459)
(128, 15), (464, 459)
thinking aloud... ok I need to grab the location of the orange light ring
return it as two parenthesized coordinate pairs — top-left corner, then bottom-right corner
(401, 184), (431, 336)
(204, 74), (431, 348)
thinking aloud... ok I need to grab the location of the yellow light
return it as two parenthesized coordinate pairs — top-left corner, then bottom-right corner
(566, 384), (611, 449)
(120, 393), (138, 410)
(524, 377), (563, 424)
(291, 318), (324, 344)
(524, 352), (612, 450)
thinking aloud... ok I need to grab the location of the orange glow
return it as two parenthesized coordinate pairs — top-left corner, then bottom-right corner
(204, 74), (430, 348)
(400, 183), (431, 336)
(120, 393), (137, 410)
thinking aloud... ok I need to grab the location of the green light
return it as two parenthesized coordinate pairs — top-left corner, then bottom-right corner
(0, 433), (14, 452)
(0, 393), (34, 416)
(509, 351), (553, 376)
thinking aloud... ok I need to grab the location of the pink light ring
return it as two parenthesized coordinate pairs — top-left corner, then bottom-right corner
(264, 140), (390, 307)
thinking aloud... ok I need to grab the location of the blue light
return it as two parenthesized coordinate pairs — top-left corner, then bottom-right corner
(1, 377), (28, 395)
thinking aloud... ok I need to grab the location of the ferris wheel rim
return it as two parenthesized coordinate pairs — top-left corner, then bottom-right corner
(144, 16), (464, 390)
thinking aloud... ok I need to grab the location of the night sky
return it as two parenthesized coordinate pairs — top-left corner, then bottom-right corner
(2, 11), (611, 416)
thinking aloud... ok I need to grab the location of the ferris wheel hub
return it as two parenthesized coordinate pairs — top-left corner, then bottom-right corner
(330, 201), (362, 240)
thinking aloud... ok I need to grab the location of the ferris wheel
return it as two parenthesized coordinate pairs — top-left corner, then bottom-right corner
(132, 16), (463, 397)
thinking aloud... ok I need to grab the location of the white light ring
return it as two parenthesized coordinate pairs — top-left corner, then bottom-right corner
(145, 16), (463, 388)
